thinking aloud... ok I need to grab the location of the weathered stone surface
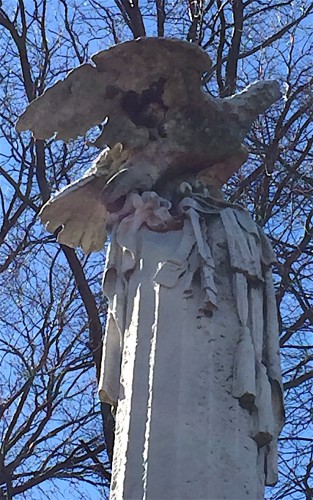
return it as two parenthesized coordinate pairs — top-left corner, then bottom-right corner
(16, 37), (284, 499)
(99, 191), (284, 499)
(17, 39), (281, 254)
(17, 38), (281, 209)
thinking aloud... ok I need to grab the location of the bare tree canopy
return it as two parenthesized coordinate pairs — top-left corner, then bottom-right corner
(0, 1), (312, 499)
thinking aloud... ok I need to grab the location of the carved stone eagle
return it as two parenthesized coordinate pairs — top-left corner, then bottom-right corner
(16, 38), (280, 253)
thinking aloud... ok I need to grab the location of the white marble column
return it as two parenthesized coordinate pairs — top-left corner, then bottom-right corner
(99, 193), (284, 500)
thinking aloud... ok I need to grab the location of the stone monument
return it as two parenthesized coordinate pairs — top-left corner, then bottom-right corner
(17, 38), (284, 500)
